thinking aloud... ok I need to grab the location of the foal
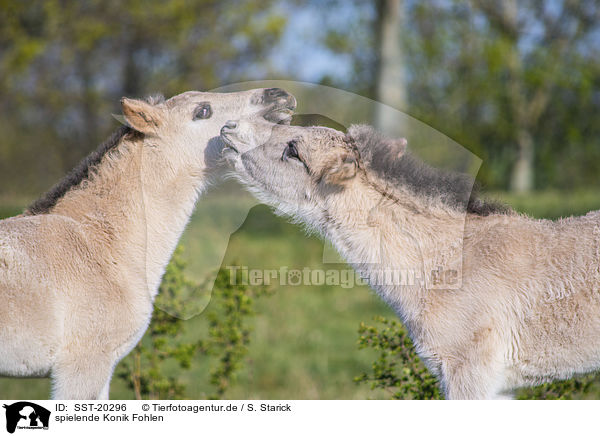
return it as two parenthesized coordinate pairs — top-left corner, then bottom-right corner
(222, 120), (600, 399)
(0, 88), (296, 399)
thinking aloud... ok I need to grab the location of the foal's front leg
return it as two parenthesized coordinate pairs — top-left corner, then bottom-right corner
(51, 354), (117, 400)
(441, 361), (505, 399)
(440, 347), (507, 400)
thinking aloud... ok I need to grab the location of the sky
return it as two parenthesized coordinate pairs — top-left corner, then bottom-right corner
(269, 2), (361, 83)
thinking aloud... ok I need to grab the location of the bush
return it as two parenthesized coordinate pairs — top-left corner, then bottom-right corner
(198, 266), (273, 399)
(116, 246), (270, 399)
(355, 316), (441, 400)
(516, 375), (599, 400)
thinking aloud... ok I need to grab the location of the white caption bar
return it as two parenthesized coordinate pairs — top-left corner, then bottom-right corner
(0, 400), (596, 436)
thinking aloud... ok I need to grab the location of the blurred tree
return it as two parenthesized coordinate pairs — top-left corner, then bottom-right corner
(309, 0), (378, 96)
(0, 0), (286, 196)
(374, 0), (407, 132)
(310, 0), (600, 192)
(468, 0), (598, 192)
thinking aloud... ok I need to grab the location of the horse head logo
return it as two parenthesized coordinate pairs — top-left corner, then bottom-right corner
(3, 402), (50, 434)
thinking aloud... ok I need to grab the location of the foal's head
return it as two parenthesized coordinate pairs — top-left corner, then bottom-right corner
(121, 88), (296, 173)
(220, 120), (507, 224)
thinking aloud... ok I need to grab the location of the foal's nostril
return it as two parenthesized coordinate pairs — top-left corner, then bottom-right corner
(263, 88), (295, 108)
(220, 121), (239, 137)
(264, 88), (287, 101)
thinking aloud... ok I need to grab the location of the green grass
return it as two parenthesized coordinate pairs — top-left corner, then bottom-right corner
(488, 190), (600, 220)
(1, 189), (600, 399)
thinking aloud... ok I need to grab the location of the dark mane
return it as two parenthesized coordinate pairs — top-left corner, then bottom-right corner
(26, 126), (139, 215)
(348, 125), (510, 216)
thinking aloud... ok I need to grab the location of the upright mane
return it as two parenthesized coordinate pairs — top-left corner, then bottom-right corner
(26, 126), (139, 215)
(347, 125), (510, 216)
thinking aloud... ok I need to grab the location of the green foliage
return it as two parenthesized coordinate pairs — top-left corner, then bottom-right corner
(0, 0), (286, 195)
(517, 375), (599, 400)
(116, 246), (271, 399)
(198, 266), (273, 399)
(355, 316), (441, 400)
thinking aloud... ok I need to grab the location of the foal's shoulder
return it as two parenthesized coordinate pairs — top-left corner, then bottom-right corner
(0, 213), (86, 244)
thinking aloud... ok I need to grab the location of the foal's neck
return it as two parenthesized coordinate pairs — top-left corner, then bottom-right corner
(323, 182), (466, 327)
(51, 134), (204, 299)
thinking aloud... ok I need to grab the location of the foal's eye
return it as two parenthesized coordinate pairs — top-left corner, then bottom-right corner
(282, 141), (300, 161)
(193, 103), (212, 120)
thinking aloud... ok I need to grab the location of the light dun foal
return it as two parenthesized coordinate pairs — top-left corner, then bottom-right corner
(222, 120), (600, 399)
(0, 88), (296, 399)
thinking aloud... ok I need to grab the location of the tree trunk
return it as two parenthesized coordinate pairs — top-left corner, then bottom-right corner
(374, 0), (406, 134)
(511, 129), (534, 193)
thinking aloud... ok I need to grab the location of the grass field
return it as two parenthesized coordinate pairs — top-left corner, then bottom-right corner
(1, 187), (600, 399)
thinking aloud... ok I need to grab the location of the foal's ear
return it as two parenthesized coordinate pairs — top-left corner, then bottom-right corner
(323, 153), (358, 185)
(121, 98), (162, 134)
(346, 124), (408, 162)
